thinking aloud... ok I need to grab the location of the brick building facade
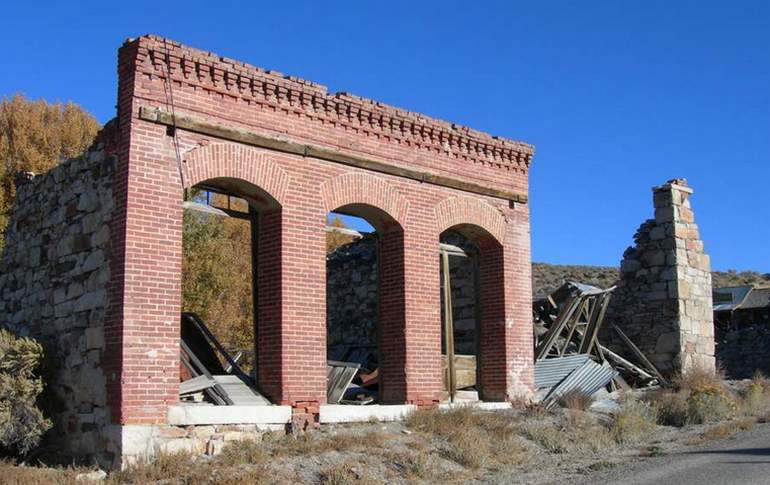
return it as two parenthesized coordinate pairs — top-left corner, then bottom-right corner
(0, 35), (535, 465)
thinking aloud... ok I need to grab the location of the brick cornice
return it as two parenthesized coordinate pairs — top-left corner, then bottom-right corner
(127, 35), (534, 173)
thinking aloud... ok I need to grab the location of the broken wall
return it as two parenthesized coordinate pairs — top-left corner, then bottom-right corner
(0, 136), (115, 461)
(606, 179), (714, 375)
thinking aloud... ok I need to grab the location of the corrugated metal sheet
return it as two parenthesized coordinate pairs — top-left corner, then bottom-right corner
(534, 354), (590, 389)
(713, 285), (752, 312)
(544, 360), (617, 407)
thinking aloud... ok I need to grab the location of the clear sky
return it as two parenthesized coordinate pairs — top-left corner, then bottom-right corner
(1, 1), (767, 272)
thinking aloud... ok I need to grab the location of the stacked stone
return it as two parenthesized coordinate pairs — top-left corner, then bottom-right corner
(717, 326), (770, 379)
(326, 232), (478, 359)
(0, 141), (115, 459)
(129, 423), (283, 458)
(607, 179), (714, 375)
(326, 235), (379, 359)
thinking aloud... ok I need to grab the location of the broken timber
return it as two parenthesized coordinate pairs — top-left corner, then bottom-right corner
(140, 106), (528, 203)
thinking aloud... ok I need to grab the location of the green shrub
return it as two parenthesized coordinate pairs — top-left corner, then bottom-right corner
(0, 329), (51, 455)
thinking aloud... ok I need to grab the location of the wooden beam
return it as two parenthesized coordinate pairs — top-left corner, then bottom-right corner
(139, 107), (528, 204)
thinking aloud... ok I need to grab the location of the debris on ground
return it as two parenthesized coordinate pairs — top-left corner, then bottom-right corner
(533, 281), (668, 407)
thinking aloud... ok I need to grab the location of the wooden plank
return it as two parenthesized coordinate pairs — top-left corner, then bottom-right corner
(578, 289), (614, 354)
(612, 324), (669, 386)
(180, 375), (215, 395)
(212, 375), (271, 405)
(535, 296), (582, 359)
(441, 251), (457, 401)
(139, 106), (528, 204)
(327, 362), (360, 404)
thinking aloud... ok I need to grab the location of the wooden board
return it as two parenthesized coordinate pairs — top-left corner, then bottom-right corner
(212, 375), (271, 406)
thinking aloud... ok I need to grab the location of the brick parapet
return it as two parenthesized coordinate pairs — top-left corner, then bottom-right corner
(126, 35), (533, 190)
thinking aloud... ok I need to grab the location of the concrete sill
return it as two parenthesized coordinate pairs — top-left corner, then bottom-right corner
(319, 404), (417, 423)
(438, 401), (512, 411)
(168, 404), (292, 425)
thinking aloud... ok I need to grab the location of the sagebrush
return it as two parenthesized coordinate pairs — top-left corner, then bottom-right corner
(0, 329), (51, 455)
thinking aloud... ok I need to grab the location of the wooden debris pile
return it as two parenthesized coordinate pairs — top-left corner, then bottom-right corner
(533, 282), (668, 406)
(180, 313), (270, 405)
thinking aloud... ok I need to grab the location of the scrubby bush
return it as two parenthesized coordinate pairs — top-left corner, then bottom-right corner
(611, 399), (657, 444)
(740, 374), (770, 419)
(0, 329), (51, 455)
(687, 388), (737, 424)
(649, 366), (738, 426)
(649, 390), (689, 427)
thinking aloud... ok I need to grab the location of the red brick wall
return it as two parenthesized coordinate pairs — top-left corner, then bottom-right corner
(109, 35), (534, 423)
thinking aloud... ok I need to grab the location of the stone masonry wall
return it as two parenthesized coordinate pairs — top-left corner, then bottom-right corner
(717, 325), (770, 379)
(327, 232), (478, 361)
(606, 179), (714, 375)
(0, 138), (115, 461)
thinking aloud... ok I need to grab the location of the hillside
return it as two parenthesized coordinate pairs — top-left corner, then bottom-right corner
(532, 263), (770, 298)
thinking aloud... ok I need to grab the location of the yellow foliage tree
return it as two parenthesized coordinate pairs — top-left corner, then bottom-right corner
(0, 94), (100, 242)
(326, 215), (354, 253)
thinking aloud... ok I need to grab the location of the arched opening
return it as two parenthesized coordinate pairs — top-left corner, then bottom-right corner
(325, 204), (406, 404)
(440, 224), (506, 402)
(180, 177), (282, 405)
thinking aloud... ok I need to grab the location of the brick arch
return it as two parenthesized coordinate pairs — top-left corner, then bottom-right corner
(434, 196), (506, 245)
(320, 172), (409, 227)
(183, 143), (289, 205)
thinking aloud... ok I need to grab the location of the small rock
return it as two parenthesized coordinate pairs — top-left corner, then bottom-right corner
(75, 470), (107, 482)
(401, 429), (412, 435)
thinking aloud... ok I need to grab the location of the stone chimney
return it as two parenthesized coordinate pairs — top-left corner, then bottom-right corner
(608, 179), (715, 375)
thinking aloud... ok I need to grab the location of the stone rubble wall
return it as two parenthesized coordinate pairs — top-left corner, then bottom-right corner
(326, 232), (478, 362)
(716, 325), (770, 379)
(326, 235), (379, 360)
(114, 423), (284, 463)
(0, 140), (115, 461)
(605, 179), (714, 375)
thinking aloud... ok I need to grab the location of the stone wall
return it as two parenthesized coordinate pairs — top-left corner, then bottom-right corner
(717, 325), (770, 379)
(327, 232), (478, 361)
(326, 236), (378, 360)
(0, 137), (115, 461)
(606, 179), (714, 375)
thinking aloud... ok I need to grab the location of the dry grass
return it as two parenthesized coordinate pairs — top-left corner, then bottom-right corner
(0, 459), (84, 485)
(519, 411), (613, 454)
(111, 451), (200, 483)
(558, 391), (594, 411)
(688, 417), (757, 445)
(215, 439), (269, 466)
(319, 461), (378, 485)
(110, 449), (275, 485)
(610, 399), (658, 444)
(674, 365), (726, 393)
(386, 450), (438, 481)
(740, 374), (770, 420)
(649, 366), (738, 426)
(271, 430), (387, 457)
(405, 407), (528, 469)
(648, 390), (689, 427)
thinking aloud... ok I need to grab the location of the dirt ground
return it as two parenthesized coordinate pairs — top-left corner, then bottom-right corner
(1, 398), (764, 485)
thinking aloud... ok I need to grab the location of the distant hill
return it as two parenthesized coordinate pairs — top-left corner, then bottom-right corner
(532, 263), (770, 298)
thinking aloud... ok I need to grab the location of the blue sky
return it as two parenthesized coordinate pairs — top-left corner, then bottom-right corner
(1, 1), (768, 272)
